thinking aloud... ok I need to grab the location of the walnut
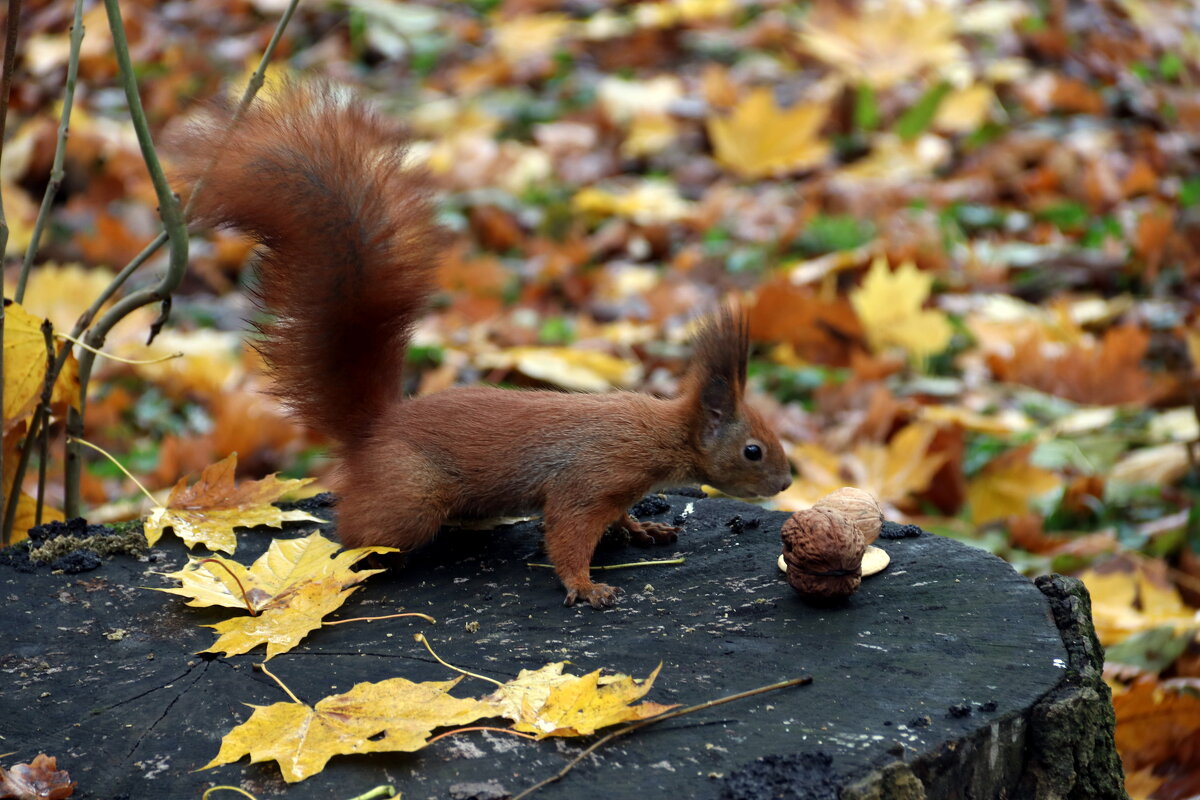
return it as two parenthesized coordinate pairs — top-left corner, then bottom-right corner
(813, 487), (882, 546)
(780, 506), (865, 602)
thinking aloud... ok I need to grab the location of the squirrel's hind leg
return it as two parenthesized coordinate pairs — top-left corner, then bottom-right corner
(334, 452), (449, 552)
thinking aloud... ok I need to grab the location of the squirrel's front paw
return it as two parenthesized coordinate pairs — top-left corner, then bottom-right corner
(564, 582), (622, 609)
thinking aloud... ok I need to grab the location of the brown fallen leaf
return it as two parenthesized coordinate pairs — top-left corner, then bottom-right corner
(151, 532), (396, 659)
(749, 277), (865, 367)
(143, 453), (323, 553)
(0, 753), (75, 800)
(986, 324), (1166, 406)
(1112, 677), (1200, 775)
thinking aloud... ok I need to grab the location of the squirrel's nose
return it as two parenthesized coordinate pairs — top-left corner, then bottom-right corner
(779, 477), (792, 493)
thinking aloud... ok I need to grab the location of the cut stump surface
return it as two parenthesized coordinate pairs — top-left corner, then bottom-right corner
(0, 494), (1124, 799)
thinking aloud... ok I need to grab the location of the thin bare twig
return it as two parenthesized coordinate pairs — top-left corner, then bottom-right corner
(61, 0), (302, 519)
(0, 0), (23, 545)
(511, 676), (814, 800)
(16, 0), (85, 303)
(35, 321), (54, 527)
(63, 0), (191, 518)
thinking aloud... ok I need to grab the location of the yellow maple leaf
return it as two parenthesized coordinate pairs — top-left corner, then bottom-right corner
(485, 662), (676, 737)
(572, 181), (694, 225)
(798, 1), (966, 90)
(1080, 563), (1199, 646)
(849, 256), (954, 360)
(143, 453), (323, 553)
(707, 88), (831, 179)
(204, 676), (497, 782)
(493, 14), (572, 63)
(781, 423), (946, 510)
(3, 301), (81, 426)
(966, 445), (1063, 527)
(475, 346), (643, 392)
(204, 577), (367, 659)
(152, 531), (396, 658)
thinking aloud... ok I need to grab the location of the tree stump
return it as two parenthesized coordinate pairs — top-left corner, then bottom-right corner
(0, 493), (1126, 799)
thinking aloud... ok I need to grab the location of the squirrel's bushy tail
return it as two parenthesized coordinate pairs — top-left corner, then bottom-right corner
(169, 83), (449, 446)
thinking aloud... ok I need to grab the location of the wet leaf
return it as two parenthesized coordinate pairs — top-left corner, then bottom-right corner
(485, 662), (675, 737)
(143, 453), (323, 553)
(204, 676), (497, 782)
(151, 531), (396, 658)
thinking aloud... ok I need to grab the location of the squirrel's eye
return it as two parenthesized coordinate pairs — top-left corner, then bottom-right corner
(743, 444), (763, 462)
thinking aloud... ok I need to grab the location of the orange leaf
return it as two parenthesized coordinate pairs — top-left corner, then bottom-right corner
(749, 278), (865, 366)
(987, 325), (1165, 406)
(143, 453), (323, 553)
(1112, 678), (1200, 774)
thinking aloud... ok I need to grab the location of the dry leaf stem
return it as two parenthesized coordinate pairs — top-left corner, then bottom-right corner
(256, 662), (304, 705)
(511, 675), (813, 800)
(67, 437), (159, 506)
(413, 633), (504, 687)
(55, 332), (184, 365)
(202, 784), (397, 800)
(16, 0), (85, 301)
(198, 558), (259, 616)
(526, 558), (686, 570)
(35, 322), (54, 527)
(425, 726), (540, 746)
(325, 611), (436, 626)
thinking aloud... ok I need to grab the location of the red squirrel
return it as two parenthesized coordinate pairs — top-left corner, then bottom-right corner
(169, 84), (792, 608)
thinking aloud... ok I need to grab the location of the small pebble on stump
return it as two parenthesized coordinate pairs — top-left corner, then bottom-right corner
(780, 488), (884, 602)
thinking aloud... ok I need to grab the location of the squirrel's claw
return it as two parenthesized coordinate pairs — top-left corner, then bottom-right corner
(564, 582), (621, 609)
(620, 514), (680, 547)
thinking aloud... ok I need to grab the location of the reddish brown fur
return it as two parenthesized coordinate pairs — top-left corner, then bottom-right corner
(170, 85), (791, 608)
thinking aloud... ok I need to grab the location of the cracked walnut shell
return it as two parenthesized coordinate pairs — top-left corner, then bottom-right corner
(780, 506), (866, 601)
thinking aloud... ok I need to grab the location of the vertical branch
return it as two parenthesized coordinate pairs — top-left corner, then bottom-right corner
(63, 0), (191, 518)
(35, 320), (53, 527)
(66, 0), (303, 330)
(16, 0), (86, 303)
(0, 0), (22, 255)
(61, 0), (301, 518)
(0, 0), (24, 545)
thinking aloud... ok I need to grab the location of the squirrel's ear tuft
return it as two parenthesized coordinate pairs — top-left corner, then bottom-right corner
(686, 304), (750, 447)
